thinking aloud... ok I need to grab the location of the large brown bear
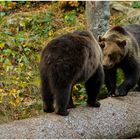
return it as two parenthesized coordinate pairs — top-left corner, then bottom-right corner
(40, 30), (104, 116)
(98, 24), (140, 96)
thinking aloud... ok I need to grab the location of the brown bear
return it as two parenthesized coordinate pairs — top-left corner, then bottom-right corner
(40, 30), (104, 116)
(98, 24), (140, 96)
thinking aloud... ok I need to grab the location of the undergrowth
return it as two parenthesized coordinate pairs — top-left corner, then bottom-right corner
(0, 1), (128, 123)
(0, 1), (86, 123)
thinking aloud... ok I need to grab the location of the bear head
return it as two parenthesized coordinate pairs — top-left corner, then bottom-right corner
(98, 35), (126, 69)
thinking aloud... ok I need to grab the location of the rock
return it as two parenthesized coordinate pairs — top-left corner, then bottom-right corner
(121, 10), (140, 24)
(110, 2), (140, 25)
(0, 92), (140, 139)
(110, 2), (134, 16)
(1, 12), (33, 30)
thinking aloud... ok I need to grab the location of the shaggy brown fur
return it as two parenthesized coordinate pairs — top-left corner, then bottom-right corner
(98, 24), (140, 96)
(40, 30), (104, 116)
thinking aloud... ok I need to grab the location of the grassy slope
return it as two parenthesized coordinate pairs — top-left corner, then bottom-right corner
(0, 2), (86, 123)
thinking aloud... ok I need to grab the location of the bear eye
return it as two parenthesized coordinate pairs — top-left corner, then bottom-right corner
(99, 42), (105, 49)
(120, 54), (124, 58)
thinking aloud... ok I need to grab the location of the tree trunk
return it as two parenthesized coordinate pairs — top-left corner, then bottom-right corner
(86, 1), (110, 39)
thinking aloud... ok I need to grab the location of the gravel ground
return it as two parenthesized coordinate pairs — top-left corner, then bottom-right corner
(0, 92), (140, 139)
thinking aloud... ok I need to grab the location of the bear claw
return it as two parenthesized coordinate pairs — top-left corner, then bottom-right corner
(115, 86), (127, 96)
(87, 101), (101, 107)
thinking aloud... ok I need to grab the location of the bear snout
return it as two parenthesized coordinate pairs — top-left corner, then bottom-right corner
(102, 57), (114, 69)
(103, 63), (114, 69)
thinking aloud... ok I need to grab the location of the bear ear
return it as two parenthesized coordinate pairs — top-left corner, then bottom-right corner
(98, 35), (106, 42)
(98, 36), (106, 49)
(116, 40), (126, 48)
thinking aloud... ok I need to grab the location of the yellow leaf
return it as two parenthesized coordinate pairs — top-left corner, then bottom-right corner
(9, 101), (16, 107)
(27, 71), (32, 76)
(73, 85), (78, 91)
(0, 43), (5, 49)
(16, 98), (20, 104)
(48, 31), (53, 37)
(11, 89), (16, 93)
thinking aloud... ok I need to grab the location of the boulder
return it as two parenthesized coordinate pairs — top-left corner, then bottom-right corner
(121, 10), (140, 24)
(110, 2), (140, 24)
(110, 1), (134, 15)
(0, 92), (140, 139)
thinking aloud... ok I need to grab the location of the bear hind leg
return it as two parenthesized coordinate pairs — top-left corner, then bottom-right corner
(85, 64), (104, 107)
(55, 84), (72, 116)
(41, 78), (54, 113)
(67, 94), (76, 109)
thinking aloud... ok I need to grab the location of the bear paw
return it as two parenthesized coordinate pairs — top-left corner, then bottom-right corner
(56, 110), (69, 116)
(67, 104), (76, 109)
(87, 101), (101, 107)
(115, 86), (127, 96)
(107, 91), (116, 97)
(133, 86), (140, 92)
(43, 108), (54, 113)
(43, 104), (54, 113)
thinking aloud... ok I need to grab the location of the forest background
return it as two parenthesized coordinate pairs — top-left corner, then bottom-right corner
(0, 1), (140, 124)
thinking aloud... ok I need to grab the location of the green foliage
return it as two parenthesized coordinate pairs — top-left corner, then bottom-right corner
(132, 1), (140, 8)
(99, 85), (108, 99)
(59, 1), (85, 12)
(116, 69), (124, 85)
(0, 1), (86, 123)
(110, 15), (127, 26)
(64, 11), (76, 25)
(72, 84), (87, 105)
(0, 1), (16, 17)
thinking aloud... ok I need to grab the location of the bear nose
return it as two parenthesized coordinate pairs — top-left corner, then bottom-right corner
(103, 65), (108, 69)
(103, 64), (113, 69)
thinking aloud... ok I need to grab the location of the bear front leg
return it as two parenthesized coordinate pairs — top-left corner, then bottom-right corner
(41, 78), (54, 113)
(134, 79), (140, 91)
(85, 64), (104, 107)
(115, 71), (139, 96)
(104, 67), (117, 97)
